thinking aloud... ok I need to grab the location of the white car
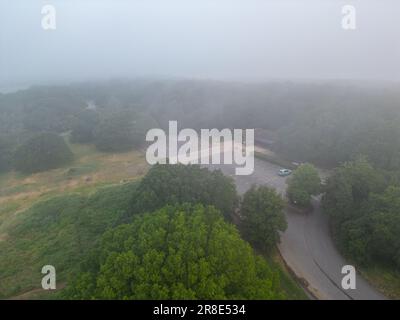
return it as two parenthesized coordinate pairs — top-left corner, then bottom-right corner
(278, 169), (292, 177)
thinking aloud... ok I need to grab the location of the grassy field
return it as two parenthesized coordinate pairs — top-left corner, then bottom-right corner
(0, 141), (149, 238)
(0, 140), (149, 298)
(0, 137), (149, 299)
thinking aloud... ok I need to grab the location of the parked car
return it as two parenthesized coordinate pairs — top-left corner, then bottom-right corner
(278, 168), (292, 177)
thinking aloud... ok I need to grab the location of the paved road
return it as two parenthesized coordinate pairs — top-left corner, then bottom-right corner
(204, 158), (386, 300)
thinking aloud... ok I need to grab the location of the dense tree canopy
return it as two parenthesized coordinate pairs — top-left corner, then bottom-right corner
(64, 204), (285, 299)
(70, 109), (99, 143)
(22, 96), (85, 133)
(287, 163), (321, 207)
(338, 186), (400, 267)
(130, 164), (238, 220)
(275, 111), (400, 171)
(94, 111), (138, 152)
(322, 156), (385, 225)
(322, 157), (400, 269)
(240, 186), (287, 251)
(13, 133), (73, 174)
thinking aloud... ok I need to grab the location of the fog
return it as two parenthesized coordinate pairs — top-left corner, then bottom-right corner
(0, 0), (399, 90)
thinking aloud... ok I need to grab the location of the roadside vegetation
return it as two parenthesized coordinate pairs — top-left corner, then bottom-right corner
(287, 163), (321, 208)
(322, 156), (400, 298)
(240, 186), (287, 251)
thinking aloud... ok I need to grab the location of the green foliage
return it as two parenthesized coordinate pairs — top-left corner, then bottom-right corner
(337, 186), (400, 268)
(322, 157), (400, 269)
(355, 120), (400, 171)
(240, 186), (287, 251)
(22, 96), (85, 133)
(322, 156), (384, 224)
(2, 80), (400, 298)
(70, 110), (99, 143)
(129, 164), (238, 220)
(2, 81), (400, 172)
(0, 136), (14, 173)
(287, 163), (321, 207)
(275, 107), (400, 171)
(64, 203), (285, 300)
(13, 133), (74, 174)
(94, 111), (142, 152)
(0, 182), (137, 298)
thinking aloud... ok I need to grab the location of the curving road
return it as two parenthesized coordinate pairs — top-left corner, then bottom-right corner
(204, 158), (386, 300)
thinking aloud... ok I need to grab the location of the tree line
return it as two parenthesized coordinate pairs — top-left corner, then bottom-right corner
(1, 80), (399, 174)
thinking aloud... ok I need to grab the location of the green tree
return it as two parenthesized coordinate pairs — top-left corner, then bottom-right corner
(322, 156), (384, 225)
(366, 186), (400, 267)
(129, 164), (238, 221)
(356, 120), (400, 171)
(337, 186), (400, 268)
(321, 156), (400, 268)
(70, 109), (99, 143)
(13, 132), (73, 174)
(94, 111), (138, 152)
(240, 186), (287, 251)
(64, 204), (285, 300)
(287, 163), (321, 207)
(22, 97), (85, 133)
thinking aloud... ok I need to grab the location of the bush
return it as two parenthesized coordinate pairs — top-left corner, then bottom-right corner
(13, 133), (73, 174)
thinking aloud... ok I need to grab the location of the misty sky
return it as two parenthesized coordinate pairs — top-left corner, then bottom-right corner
(0, 0), (399, 89)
